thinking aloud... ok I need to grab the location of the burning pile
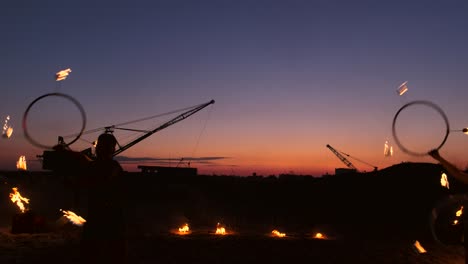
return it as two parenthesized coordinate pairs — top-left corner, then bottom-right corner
(177, 223), (190, 235)
(215, 223), (227, 235)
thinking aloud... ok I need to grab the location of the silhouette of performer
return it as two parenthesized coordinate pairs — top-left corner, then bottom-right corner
(429, 149), (468, 263)
(54, 133), (127, 263)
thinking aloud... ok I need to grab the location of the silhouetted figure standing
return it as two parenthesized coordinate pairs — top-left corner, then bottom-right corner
(429, 149), (468, 264)
(55, 133), (127, 263)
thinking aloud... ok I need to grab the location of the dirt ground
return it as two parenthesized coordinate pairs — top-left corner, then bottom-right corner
(0, 226), (465, 264)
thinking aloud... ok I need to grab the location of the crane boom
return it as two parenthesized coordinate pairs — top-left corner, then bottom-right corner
(326, 144), (357, 170)
(113, 99), (215, 156)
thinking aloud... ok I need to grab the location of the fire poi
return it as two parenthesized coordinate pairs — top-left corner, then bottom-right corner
(60, 209), (86, 226)
(2, 115), (13, 138)
(16, 155), (27, 171)
(9, 187), (29, 213)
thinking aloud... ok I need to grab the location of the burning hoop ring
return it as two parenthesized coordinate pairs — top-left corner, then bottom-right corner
(429, 194), (467, 245)
(22, 93), (86, 149)
(392, 100), (450, 156)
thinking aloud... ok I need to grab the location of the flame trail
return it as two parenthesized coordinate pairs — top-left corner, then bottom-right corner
(55, 68), (72, 81)
(2, 115), (13, 138)
(397, 81), (409, 96)
(60, 209), (86, 226)
(9, 187), (29, 213)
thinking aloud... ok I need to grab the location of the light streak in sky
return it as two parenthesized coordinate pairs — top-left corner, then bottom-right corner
(55, 68), (72, 81)
(2, 115), (13, 138)
(397, 81), (408, 96)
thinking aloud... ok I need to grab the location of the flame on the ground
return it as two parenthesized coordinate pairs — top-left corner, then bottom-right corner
(271, 229), (286, 237)
(440, 173), (449, 189)
(215, 223), (226, 235)
(178, 223), (190, 235)
(55, 68), (72, 81)
(314, 232), (326, 239)
(397, 81), (408, 96)
(413, 240), (427, 254)
(60, 209), (86, 226)
(9, 187), (29, 213)
(16, 156), (27, 170)
(2, 116), (13, 138)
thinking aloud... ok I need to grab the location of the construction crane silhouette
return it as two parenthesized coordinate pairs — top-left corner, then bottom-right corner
(326, 144), (378, 172)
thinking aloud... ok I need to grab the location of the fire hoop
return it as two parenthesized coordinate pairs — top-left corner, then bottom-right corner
(22, 93), (86, 149)
(392, 100), (450, 157)
(429, 194), (467, 245)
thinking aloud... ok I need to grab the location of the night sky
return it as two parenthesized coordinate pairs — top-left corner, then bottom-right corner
(1, 1), (467, 176)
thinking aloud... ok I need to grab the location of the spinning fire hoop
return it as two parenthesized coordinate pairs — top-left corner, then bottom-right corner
(392, 100), (450, 156)
(22, 92), (87, 149)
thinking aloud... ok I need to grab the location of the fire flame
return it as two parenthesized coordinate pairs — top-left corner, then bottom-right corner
(397, 81), (408, 96)
(9, 187), (29, 213)
(178, 223), (190, 235)
(60, 209), (86, 226)
(453, 206), (463, 225)
(440, 173), (450, 189)
(16, 156), (27, 170)
(215, 223), (226, 235)
(55, 68), (72, 81)
(314, 232), (325, 239)
(2, 116), (13, 138)
(384, 140), (393, 157)
(413, 240), (427, 254)
(271, 229), (286, 237)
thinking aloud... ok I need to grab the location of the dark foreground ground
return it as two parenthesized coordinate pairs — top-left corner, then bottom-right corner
(0, 227), (465, 264)
(1, 163), (467, 263)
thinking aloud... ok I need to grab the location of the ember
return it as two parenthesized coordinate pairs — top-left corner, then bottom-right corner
(9, 187), (29, 213)
(60, 209), (86, 226)
(16, 156), (27, 170)
(271, 229), (286, 238)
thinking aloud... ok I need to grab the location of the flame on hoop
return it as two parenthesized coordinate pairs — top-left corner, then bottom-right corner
(10, 187), (29, 213)
(397, 81), (408, 96)
(55, 68), (72, 81)
(60, 209), (86, 226)
(2, 116), (13, 138)
(16, 156), (27, 171)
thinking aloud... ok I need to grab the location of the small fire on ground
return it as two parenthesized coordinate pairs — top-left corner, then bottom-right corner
(215, 223), (227, 235)
(178, 223), (190, 235)
(60, 209), (86, 226)
(271, 229), (286, 237)
(9, 187), (29, 213)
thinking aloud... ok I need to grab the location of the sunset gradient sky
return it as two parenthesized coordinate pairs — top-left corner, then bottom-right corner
(1, 1), (468, 176)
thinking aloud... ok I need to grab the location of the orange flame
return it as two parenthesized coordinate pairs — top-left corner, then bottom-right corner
(16, 156), (27, 170)
(271, 229), (286, 237)
(215, 223), (226, 235)
(413, 240), (427, 254)
(60, 209), (86, 226)
(9, 187), (29, 213)
(453, 206), (463, 225)
(178, 223), (190, 235)
(440, 173), (450, 189)
(2, 116), (13, 138)
(55, 68), (72, 81)
(314, 232), (325, 239)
